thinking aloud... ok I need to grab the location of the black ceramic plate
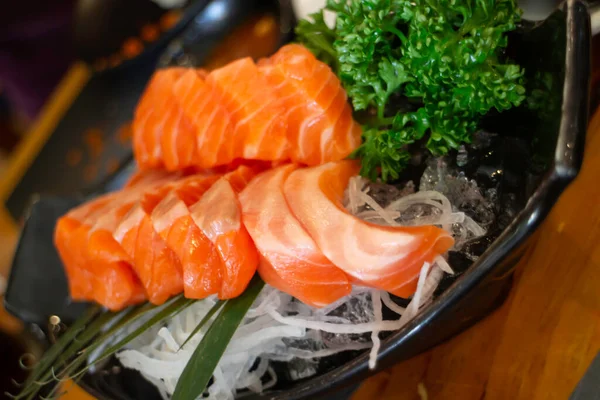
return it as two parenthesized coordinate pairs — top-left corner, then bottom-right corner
(73, 0), (208, 74)
(4, 0), (591, 399)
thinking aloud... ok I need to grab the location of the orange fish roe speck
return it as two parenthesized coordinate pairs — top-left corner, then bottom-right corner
(122, 38), (144, 59)
(105, 158), (120, 175)
(253, 15), (276, 38)
(83, 164), (98, 183)
(141, 24), (160, 42)
(66, 148), (83, 167)
(84, 128), (104, 159)
(159, 11), (181, 31)
(109, 54), (122, 68)
(117, 122), (133, 145)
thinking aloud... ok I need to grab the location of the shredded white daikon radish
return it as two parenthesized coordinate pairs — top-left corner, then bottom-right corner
(116, 176), (485, 400)
(380, 291), (406, 315)
(435, 255), (454, 274)
(369, 290), (382, 369)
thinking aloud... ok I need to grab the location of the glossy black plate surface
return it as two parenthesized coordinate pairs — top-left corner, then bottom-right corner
(74, 0), (206, 73)
(4, 0), (590, 399)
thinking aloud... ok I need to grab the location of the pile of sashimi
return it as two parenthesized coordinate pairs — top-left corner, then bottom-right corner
(16, 0), (541, 399)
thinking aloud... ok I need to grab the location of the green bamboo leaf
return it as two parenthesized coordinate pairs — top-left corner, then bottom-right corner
(11, 306), (101, 399)
(59, 295), (196, 386)
(21, 306), (142, 400)
(172, 277), (265, 400)
(84, 301), (156, 357)
(48, 302), (156, 396)
(39, 296), (193, 399)
(178, 300), (226, 351)
(91, 296), (195, 363)
(56, 307), (134, 367)
(20, 296), (191, 400)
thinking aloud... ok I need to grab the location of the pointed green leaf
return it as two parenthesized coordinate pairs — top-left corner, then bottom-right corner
(61, 295), (196, 384)
(13, 306), (101, 399)
(178, 300), (226, 351)
(172, 278), (265, 400)
(20, 296), (193, 400)
(21, 306), (144, 400)
(56, 307), (135, 367)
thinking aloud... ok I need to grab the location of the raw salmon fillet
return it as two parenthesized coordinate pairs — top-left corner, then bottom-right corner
(172, 69), (236, 168)
(133, 68), (197, 171)
(260, 44), (362, 166)
(207, 58), (289, 162)
(113, 178), (188, 305)
(55, 197), (111, 305)
(132, 45), (362, 171)
(55, 170), (174, 309)
(240, 164), (351, 307)
(151, 173), (223, 299)
(189, 167), (259, 299)
(283, 161), (455, 298)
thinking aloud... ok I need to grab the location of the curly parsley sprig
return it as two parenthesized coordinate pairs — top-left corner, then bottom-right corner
(296, 0), (526, 181)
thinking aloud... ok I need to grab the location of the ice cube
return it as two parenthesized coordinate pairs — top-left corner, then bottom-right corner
(364, 182), (403, 207)
(397, 204), (443, 225)
(287, 358), (318, 381)
(419, 157), (452, 193)
(419, 157), (497, 229)
(320, 293), (375, 347)
(456, 145), (469, 167)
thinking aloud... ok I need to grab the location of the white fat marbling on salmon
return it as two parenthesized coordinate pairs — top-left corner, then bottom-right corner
(284, 162), (453, 286)
(240, 166), (334, 267)
(80, 171), (174, 237)
(151, 192), (189, 234)
(113, 205), (146, 244)
(167, 107), (184, 166)
(190, 178), (241, 243)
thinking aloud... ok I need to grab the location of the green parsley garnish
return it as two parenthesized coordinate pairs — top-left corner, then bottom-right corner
(297, 0), (527, 181)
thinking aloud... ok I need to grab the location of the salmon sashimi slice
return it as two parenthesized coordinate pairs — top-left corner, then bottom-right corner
(56, 215), (145, 310)
(123, 168), (178, 189)
(82, 192), (150, 309)
(260, 44), (362, 165)
(208, 58), (289, 162)
(55, 197), (110, 304)
(56, 197), (142, 310)
(284, 161), (455, 298)
(239, 164), (351, 307)
(54, 171), (173, 310)
(151, 173), (223, 299)
(54, 170), (177, 309)
(133, 68), (198, 171)
(189, 168), (259, 299)
(160, 100), (197, 171)
(116, 209), (183, 305)
(133, 68), (179, 169)
(113, 178), (189, 305)
(55, 218), (96, 301)
(153, 165), (258, 299)
(172, 69), (236, 168)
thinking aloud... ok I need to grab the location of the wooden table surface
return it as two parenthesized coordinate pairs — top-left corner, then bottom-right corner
(1, 63), (599, 400)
